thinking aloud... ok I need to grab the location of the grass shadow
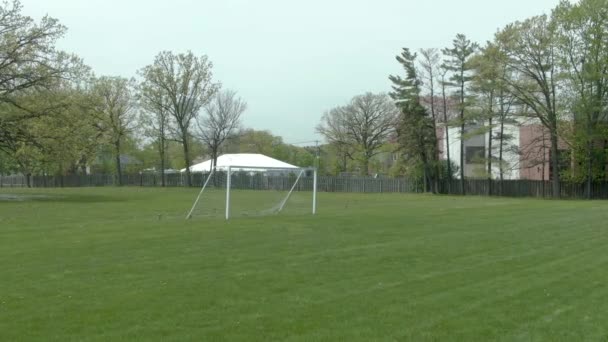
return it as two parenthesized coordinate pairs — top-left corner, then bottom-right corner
(0, 193), (127, 203)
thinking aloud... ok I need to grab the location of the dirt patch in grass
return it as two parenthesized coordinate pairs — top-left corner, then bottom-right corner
(0, 194), (61, 202)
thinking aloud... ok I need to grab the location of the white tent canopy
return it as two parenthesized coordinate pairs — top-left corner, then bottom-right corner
(180, 153), (299, 173)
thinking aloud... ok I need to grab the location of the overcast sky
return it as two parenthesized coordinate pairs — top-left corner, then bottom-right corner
(23, 0), (562, 145)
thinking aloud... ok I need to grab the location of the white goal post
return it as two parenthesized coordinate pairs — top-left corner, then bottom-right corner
(186, 166), (317, 220)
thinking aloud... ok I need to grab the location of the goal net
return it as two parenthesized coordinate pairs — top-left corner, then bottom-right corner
(186, 166), (317, 220)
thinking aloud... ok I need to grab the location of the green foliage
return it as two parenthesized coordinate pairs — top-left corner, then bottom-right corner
(389, 48), (437, 189)
(442, 34), (479, 114)
(441, 34), (478, 187)
(553, 0), (608, 184)
(0, 0), (85, 154)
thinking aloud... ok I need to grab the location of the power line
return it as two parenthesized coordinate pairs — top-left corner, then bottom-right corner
(285, 140), (322, 168)
(286, 140), (320, 146)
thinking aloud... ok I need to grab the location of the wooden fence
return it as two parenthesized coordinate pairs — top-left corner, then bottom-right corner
(2, 173), (608, 199)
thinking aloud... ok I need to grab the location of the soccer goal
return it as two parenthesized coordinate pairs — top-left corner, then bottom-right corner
(186, 166), (317, 220)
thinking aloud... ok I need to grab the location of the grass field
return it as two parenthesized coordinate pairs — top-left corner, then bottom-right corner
(1, 187), (608, 341)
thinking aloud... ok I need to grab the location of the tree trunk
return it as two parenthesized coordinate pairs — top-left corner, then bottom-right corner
(79, 156), (88, 175)
(549, 55), (560, 198)
(487, 115), (493, 196)
(499, 115), (504, 196)
(432, 150), (439, 193)
(211, 146), (219, 187)
(158, 134), (167, 187)
(429, 80), (440, 193)
(550, 129), (560, 198)
(182, 133), (192, 187)
(115, 139), (122, 186)
(420, 154), (429, 193)
(460, 120), (465, 195)
(442, 84), (451, 181)
(541, 131), (546, 197)
(586, 119), (593, 199)
(424, 160), (432, 193)
(361, 156), (369, 176)
(160, 141), (166, 187)
(460, 70), (466, 195)
(212, 147), (219, 174)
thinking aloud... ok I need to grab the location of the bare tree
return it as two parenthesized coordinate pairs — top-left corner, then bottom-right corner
(139, 51), (220, 186)
(419, 48), (442, 188)
(90, 76), (137, 185)
(313, 109), (356, 173)
(317, 93), (397, 175)
(139, 80), (170, 186)
(438, 66), (453, 180)
(196, 90), (246, 172)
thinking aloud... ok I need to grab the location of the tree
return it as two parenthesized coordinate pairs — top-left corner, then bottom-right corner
(0, 0), (84, 157)
(389, 48), (438, 192)
(139, 51), (220, 187)
(419, 48), (442, 187)
(90, 76), (138, 185)
(442, 34), (478, 194)
(139, 78), (170, 186)
(554, 0), (608, 197)
(224, 129), (278, 156)
(438, 66), (453, 180)
(32, 87), (99, 176)
(196, 90), (246, 172)
(0, 69), (96, 184)
(491, 49), (518, 191)
(497, 15), (562, 197)
(470, 43), (515, 194)
(312, 105), (356, 173)
(317, 93), (397, 175)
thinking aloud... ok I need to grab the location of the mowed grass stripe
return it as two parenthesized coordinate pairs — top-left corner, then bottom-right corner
(1, 187), (608, 341)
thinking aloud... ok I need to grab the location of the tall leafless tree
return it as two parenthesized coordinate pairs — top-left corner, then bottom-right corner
(419, 48), (442, 189)
(196, 90), (246, 172)
(139, 80), (170, 186)
(317, 93), (397, 175)
(439, 66), (453, 180)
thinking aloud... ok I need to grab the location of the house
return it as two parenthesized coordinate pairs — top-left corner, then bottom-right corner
(436, 122), (571, 181)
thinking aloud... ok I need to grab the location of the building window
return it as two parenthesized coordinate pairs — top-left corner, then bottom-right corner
(465, 146), (485, 164)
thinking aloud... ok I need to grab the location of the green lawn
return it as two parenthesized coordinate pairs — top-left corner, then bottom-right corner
(1, 187), (608, 341)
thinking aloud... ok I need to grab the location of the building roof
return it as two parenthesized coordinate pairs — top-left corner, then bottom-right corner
(180, 153), (299, 173)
